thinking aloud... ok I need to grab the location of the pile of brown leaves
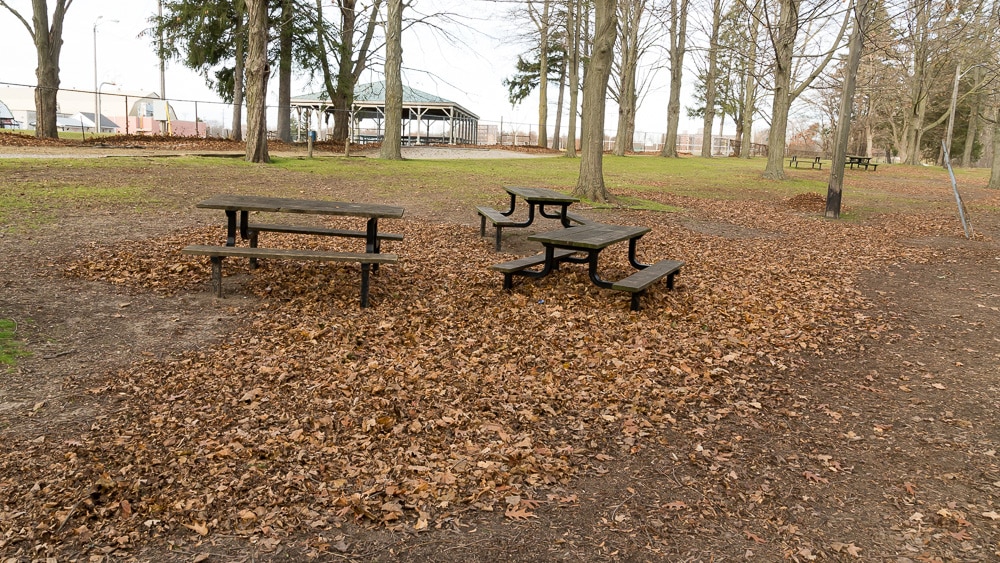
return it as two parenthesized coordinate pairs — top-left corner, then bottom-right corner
(1, 200), (963, 556)
(786, 192), (827, 212)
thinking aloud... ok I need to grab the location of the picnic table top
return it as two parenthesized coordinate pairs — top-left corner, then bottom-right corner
(196, 194), (405, 219)
(504, 186), (580, 204)
(528, 223), (650, 250)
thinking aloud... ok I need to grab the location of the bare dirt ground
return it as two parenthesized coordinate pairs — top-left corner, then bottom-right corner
(1, 138), (999, 562)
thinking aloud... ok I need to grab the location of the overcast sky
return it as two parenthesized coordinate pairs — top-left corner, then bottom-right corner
(0, 0), (706, 136)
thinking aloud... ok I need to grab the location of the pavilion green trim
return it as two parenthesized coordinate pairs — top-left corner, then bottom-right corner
(290, 81), (479, 145)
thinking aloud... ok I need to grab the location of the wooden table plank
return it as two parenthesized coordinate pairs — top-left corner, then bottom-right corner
(196, 195), (405, 219)
(504, 186), (580, 204)
(528, 223), (649, 250)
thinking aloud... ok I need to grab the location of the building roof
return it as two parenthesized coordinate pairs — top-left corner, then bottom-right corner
(291, 81), (478, 121)
(80, 112), (121, 129)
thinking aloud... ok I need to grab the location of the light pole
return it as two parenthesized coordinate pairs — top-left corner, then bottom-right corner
(98, 82), (116, 133)
(93, 16), (118, 133)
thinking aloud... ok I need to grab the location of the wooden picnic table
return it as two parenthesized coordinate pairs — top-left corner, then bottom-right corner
(488, 222), (684, 310)
(477, 186), (588, 251)
(185, 195), (405, 307)
(845, 155), (877, 170)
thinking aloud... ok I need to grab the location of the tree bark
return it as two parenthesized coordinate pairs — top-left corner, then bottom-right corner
(762, 0), (799, 179)
(740, 0), (763, 159)
(613, 0), (644, 156)
(826, 0), (869, 219)
(990, 106), (1000, 188)
(660, 0), (688, 158)
(380, 0), (404, 160)
(553, 59), (566, 151)
(536, 0), (550, 148)
(0, 0), (73, 139)
(231, 0), (246, 142)
(276, 0), (293, 143)
(573, 0), (617, 202)
(565, 0), (581, 157)
(244, 0), (269, 163)
(700, 0), (721, 158)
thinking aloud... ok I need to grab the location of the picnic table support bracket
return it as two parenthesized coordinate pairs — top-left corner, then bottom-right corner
(587, 251), (614, 289)
(366, 218), (381, 273)
(628, 238), (651, 270)
(538, 204), (573, 227)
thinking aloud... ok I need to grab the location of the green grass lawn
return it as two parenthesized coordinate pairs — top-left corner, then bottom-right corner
(0, 319), (28, 368)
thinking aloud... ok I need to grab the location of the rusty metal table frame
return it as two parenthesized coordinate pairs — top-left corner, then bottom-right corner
(499, 186), (580, 229)
(523, 223), (652, 289)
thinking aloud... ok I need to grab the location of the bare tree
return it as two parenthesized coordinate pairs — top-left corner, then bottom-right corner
(380, 0), (404, 160)
(244, 0), (269, 163)
(565, 0), (582, 157)
(739, 0), (764, 158)
(700, 0), (723, 158)
(612, 0), (656, 156)
(761, 0), (849, 179)
(528, 0), (553, 148)
(574, 0), (618, 201)
(0, 0), (73, 139)
(659, 0), (689, 158)
(826, 0), (871, 219)
(276, 0), (293, 143)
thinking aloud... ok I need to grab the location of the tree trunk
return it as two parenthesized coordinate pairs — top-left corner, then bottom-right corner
(700, 0), (721, 158)
(276, 0), (293, 143)
(332, 0), (358, 142)
(553, 60), (566, 151)
(739, 0), (762, 159)
(660, 0), (688, 158)
(762, 0), (799, 179)
(826, 0), (869, 219)
(613, 0), (643, 156)
(573, 0), (617, 202)
(244, 0), (269, 163)
(565, 0), (580, 157)
(380, 0), (404, 160)
(17, 0), (72, 139)
(961, 67), (982, 167)
(231, 0), (245, 142)
(990, 105), (1000, 188)
(537, 0), (550, 148)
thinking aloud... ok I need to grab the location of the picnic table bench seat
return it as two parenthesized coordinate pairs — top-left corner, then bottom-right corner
(564, 211), (594, 225)
(180, 244), (397, 307)
(490, 248), (580, 290)
(612, 259), (685, 311)
(477, 206), (519, 251)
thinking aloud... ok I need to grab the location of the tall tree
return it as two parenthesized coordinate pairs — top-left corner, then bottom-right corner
(244, 0), (269, 162)
(660, 0), (689, 158)
(739, 0), (763, 158)
(574, 0), (618, 201)
(311, 0), (382, 143)
(825, 0), (871, 219)
(700, 0), (723, 158)
(231, 1), (246, 141)
(380, 0), (403, 160)
(612, 0), (652, 156)
(0, 0), (73, 139)
(529, 0), (552, 148)
(761, 0), (798, 178)
(565, 0), (582, 157)
(276, 0), (293, 142)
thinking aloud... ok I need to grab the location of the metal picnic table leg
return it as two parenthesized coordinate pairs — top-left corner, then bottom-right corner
(365, 217), (380, 273)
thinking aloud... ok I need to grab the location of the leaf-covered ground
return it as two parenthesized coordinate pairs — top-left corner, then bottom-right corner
(1, 150), (999, 561)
